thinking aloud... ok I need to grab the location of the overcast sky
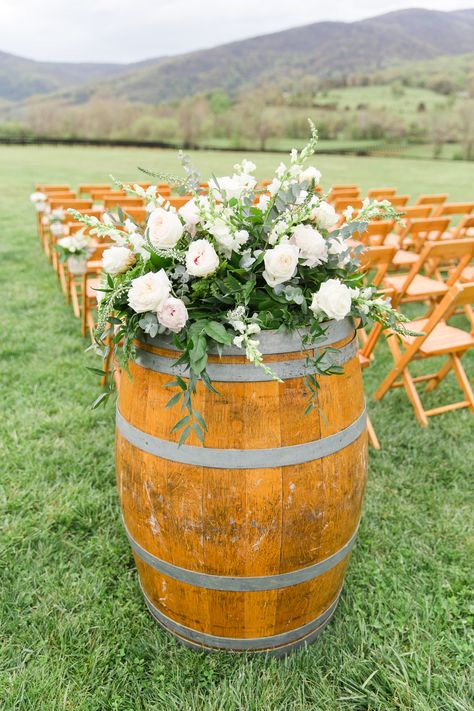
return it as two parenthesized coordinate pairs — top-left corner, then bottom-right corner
(0, 0), (471, 64)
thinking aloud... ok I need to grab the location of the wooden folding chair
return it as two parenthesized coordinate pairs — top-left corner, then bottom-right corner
(167, 195), (193, 210)
(77, 244), (111, 336)
(36, 184), (70, 192)
(385, 217), (451, 270)
(385, 195), (409, 208)
(353, 220), (395, 246)
(360, 245), (398, 286)
(358, 287), (397, 448)
(328, 188), (360, 204)
(367, 188), (396, 199)
(333, 197), (363, 215)
(90, 189), (126, 201)
(103, 196), (144, 210)
(414, 194), (448, 207)
(398, 205), (433, 222)
(374, 283), (474, 425)
(433, 202), (474, 219)
(79, 184), (111, 195)
(384, 239), (474, 308)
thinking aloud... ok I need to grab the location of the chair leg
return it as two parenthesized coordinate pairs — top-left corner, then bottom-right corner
(367, 415), (380, 449)
(80, 275), (88, 338)
(402, 368), (429, 427)
(451, 354), (474, 413)
(425, 358), (453, 393)
(464, 304), (474, 333)
(374, 335), (403, 401)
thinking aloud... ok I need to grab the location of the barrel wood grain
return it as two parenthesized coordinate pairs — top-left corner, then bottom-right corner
(115, 318), (368, 653)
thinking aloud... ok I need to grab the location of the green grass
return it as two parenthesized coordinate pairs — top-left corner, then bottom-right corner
(1, 145), (473, 710)
(314, 85), (452, 117)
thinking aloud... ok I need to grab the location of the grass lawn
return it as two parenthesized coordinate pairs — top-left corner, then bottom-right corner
(1, 145), (473, 710)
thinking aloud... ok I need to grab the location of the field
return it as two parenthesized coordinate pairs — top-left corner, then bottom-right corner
(1, 145), (473, 710)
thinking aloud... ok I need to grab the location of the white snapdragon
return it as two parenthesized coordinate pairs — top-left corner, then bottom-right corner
(311, 200), (339, 230)
(234, 159), (256, 174)
(328, 236), (351, 267)
(128, 232), (150, 261)
(290, 224), (328, 268)
(209, 173), (256, 201)
(310, 279), (352, 321)
(268, 220), (289, 246)
(102, 246), (136, 275)
(185, 239), (219, 277)
(147, 207), (183, 250)
(30, 191), (47, 203)
(128, 270), (171, 313)
(256, 194), (270, 211)
(157, 296), (188, 333)
(298, 166), (322, 185)
(263, 244), (299, 287)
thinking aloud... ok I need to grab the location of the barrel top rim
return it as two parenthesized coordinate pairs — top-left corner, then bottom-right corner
(139, 317), (355, 355)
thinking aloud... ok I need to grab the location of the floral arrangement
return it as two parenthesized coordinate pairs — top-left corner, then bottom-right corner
(71, 123), (409, 443)
(56, 230), (93, 262)
(30, 191), (47, 212)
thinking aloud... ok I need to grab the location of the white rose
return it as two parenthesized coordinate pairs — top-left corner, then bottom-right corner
(299, 166), (322, 185)
(102, 246), (136, 275)
(311, 201), (339, 230)
(310, 279), (352, 321)
(30, 191), (47, 203)
(178, 197), (207, 228)
(147, 207), (183, 250)
(157, 297), (188, 333)
(328, 236), (351, 267)
(50, 222), (66, 237)
(290, 224), (328, 267)
(128, 269), (171, 313)
(185, 239), (219, 277)
(263, 244), (299, 287)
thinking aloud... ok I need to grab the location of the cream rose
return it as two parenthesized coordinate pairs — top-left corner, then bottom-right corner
(147, 207), (183, 250)
(157, 297), (188, 333)
(128, 269), (170, 313)
(185, 239), (219, 277)
(310, 279), (352, 321)
(311, 200), (339, 230)
(290, 224), (328, 267)
(102, 246), (136, 275)
(263, 244), (299, 287)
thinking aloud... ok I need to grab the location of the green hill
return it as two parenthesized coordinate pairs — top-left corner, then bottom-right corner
(1, 8), (473, 105)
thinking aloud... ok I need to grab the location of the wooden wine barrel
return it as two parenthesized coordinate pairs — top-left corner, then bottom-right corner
(116, 317), (367, 655)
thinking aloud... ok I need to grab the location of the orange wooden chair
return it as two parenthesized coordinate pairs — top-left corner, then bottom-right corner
(167, 195), (193, 210)
(433, 202), (474, 219)
(77, 244), (112, 337)
(331, 184), (359, 191)
(360, 245), (398, 286)
(90, 189), (126, 201)
(367, 188), (396, 199)
(36, 184), (70, 192)
(385, 217), (451, 270)
(414, 194), (448, 207)
(374, 283), (474, 426)
(79, 184), (111, 195)
(45, 199), (93, 259)
(450, 215), (474, 240)
(103, 196), (144, 210)
(358, 286), (397, 449)
(383, 239), (474, 308)
(333, 197), (363, 214)
(329, 189), (360, 204)
(353, 220), (395, 246)
(398, 205), (433, 222)
(385, 195), (409, 208)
